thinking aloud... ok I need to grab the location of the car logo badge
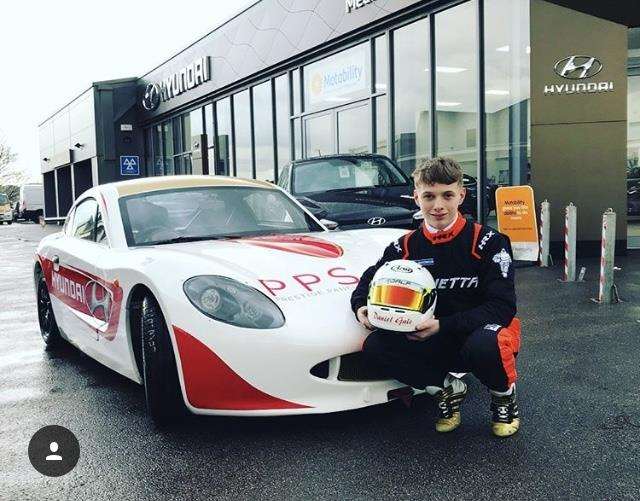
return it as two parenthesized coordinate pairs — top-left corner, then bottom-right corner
(85, 280), (112, 322)
(367, 217), (386, 226)
(554, 55), (603, 80)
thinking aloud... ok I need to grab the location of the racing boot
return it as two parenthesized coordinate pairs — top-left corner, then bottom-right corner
(490, 385), (520, 437)
(427, 375), (468, 433)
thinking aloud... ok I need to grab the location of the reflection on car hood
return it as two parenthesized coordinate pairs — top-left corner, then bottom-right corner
(296, 186), (416, 223)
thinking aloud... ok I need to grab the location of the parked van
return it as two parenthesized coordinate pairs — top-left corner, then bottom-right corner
(19, 183), (44, 222)
(0, 193), (12, 225)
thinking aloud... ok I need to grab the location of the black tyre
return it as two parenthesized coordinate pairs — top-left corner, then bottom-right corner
(7, 220), (12, 225)
(36, 270), (62, 349)
(141, 295), (186, 425)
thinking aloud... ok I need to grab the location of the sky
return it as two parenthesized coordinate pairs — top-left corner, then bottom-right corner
(0, 0), (255, 182)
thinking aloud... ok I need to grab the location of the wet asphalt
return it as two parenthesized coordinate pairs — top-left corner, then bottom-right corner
(1, 221), (639, 500)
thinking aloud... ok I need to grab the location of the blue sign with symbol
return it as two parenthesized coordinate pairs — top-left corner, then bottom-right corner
(120, 156), (140, 176)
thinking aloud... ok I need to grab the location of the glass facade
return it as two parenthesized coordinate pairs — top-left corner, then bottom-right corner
(142, 0), (532, 224)
(234, 90), (252, 179)
(628, 27), (640, 248)
(253, 81), (275, 181)
(393, 17), (431, 176)
(216, 97), (233, 176)
(435, 1), (478, 178)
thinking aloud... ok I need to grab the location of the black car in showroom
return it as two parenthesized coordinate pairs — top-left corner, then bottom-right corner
(277, 154), (492, 230)
(277, 154), (420, 230)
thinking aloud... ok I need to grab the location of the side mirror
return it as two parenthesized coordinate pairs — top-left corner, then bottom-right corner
(320, 218), (339, 230)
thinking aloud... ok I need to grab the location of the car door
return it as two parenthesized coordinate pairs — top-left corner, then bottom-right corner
(53, 198), (122, 362)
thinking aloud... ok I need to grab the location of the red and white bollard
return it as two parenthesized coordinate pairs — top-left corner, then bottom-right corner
(596, 208), (618, 304)
(563, 203), (577, 281)
(539, 200), (551, 267)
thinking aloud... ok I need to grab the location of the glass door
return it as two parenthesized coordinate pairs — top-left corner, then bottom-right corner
(303, 111), (334, 158)
(337, 102), (370, 154)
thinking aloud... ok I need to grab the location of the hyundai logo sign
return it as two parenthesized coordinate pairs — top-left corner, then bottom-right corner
(141, 56), (210, 111)
(367, 217), (386, 226)
(554, 55), (603, 80)
(142, 83), (161, 111)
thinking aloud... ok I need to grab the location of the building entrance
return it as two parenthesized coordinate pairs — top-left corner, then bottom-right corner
(303, 101), (371, 159)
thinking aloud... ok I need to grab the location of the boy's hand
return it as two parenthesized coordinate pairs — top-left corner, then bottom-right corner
(406, 318), (439, 341)
(356, 306), (374, 330)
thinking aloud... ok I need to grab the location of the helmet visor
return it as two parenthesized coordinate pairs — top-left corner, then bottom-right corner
(370, 283), (428, 312)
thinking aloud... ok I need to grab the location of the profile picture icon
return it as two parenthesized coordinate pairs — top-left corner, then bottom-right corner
(46, 442), (62, 461)
(28, 426), (80, 477)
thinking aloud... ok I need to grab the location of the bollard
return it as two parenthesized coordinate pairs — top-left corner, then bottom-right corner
(563, 203), (577, 282)
(539, 200), (551, 267)
(597, 209), (618, 304)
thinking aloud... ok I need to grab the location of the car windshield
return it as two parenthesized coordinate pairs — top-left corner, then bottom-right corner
(0, 194), (8, 204)
(292, 157), (409, 195)
(119, 186), (324, 246)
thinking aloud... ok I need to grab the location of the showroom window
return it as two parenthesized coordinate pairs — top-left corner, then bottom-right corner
(275, 74), (290, 178)
(484, 0), (530, 195)
(253, 80), (275, 181)
(216, 97), (233, 176)
(234, 90), (252, 179)
(435, 0), (479, 179)
(393, 17), (431, 176)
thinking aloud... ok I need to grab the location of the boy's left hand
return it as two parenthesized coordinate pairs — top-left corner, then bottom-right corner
(406, 318), (440, 341)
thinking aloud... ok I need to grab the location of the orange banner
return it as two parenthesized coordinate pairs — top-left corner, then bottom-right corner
(495, 186), (539, 261)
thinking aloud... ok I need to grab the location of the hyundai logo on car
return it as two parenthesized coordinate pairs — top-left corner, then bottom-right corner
(367, 217), (386, 226)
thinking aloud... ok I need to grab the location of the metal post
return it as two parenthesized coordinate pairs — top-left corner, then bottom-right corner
(563, 203), (577, 282)
(539, 199), (550, 267)
(598, 209), (617, 304)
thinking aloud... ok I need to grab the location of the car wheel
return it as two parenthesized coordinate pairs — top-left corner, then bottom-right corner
(7, 221), (12, 225)
(141, 295), (186, 425)
(36, 270), (62, 349)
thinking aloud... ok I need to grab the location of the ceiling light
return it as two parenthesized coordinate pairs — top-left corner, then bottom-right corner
(486, 89), (510, 95)
(496, 45), (510, 52)
(436, 66), (467, 73)
(437, 101), (462, 107)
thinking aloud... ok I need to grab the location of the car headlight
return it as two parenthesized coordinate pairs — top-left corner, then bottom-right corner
(413, 210), (424, 220)
(183, 276), (285, 329)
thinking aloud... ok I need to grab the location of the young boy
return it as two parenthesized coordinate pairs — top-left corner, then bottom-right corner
(351, 157), (521, 437)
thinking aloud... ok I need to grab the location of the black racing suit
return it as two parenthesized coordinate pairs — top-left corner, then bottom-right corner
(350, 215), (521, 392)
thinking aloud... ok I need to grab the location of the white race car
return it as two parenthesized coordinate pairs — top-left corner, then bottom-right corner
(34, 176), (414, 424)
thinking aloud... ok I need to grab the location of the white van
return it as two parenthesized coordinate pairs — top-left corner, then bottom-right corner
(19, 183), (44, 222)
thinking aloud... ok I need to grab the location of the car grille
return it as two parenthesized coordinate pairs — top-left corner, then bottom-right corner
(338, 352), (388, 381)
(310, 352), (389, 382)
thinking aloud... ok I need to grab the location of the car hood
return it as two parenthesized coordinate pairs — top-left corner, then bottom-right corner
(296, 186), (416, 225)
(139, 228), (407, 309)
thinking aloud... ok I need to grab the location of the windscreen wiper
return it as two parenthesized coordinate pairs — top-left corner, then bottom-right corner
(148, 234), (242, 245)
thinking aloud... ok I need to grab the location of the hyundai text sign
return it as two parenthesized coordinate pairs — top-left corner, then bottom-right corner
(142, 56), (210, 111)
(544, 54), (613, 96)
(345, 0), (376, 13)
(120, 156), (140, 176)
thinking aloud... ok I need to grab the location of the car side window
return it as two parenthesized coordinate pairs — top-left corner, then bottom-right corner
(95, 207), (107, 245)
(71, 199), (98, 241)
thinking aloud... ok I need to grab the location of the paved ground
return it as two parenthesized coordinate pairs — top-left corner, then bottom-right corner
(1, 221), (639, 500)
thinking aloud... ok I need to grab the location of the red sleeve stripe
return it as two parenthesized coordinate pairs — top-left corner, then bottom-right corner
(402, 230), (415, 259)
(471, 223), (482, 260)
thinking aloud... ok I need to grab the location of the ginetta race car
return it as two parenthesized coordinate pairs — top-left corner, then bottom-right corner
(34, 176), (412, 424)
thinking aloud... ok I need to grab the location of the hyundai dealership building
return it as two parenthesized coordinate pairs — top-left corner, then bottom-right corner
(38, 0), (640, 254)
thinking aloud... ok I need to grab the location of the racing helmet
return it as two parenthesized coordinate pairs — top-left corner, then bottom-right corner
(367, 259), (437, 332)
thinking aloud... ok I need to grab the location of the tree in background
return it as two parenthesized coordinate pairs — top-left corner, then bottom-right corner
(1, 137), (25, 202)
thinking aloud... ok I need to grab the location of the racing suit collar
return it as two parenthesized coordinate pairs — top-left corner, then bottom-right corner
(421, 212), (467, 244)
